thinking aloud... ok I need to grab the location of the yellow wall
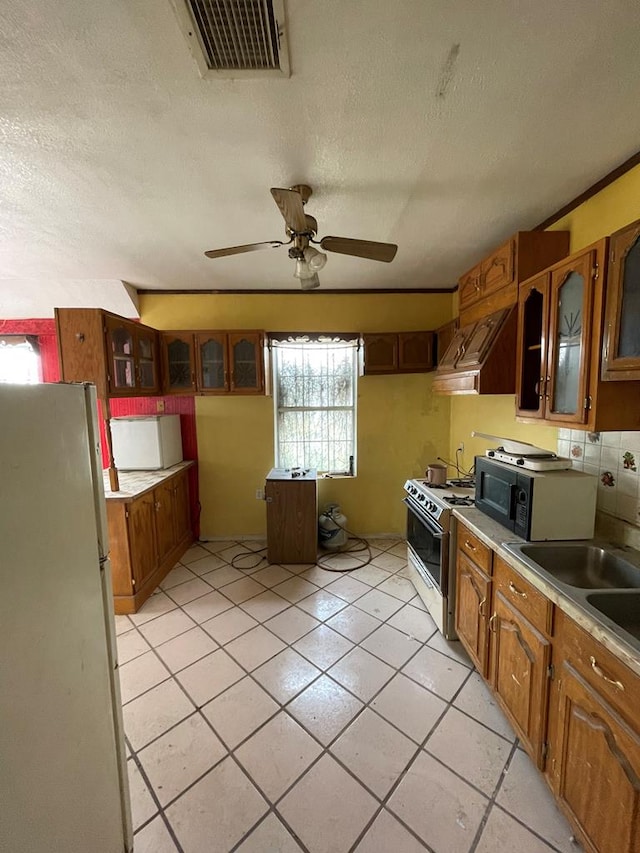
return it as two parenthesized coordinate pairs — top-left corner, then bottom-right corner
(140, 293), (454, 536)
(449, 163), (640, 466)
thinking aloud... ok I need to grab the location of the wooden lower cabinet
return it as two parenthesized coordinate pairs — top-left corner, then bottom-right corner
(489, 590), (551, 768)
(546, 611), (640, 853)
(455, 550), (491, 677)
(455, 519), (640, 853)
(107, 468), (193, 614)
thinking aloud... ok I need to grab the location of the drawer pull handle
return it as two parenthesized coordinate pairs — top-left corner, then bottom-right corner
(478, 597), (487, 618)
(508, 581), (527, 599)
(489, 613), (498, 633)
(590, 656), (624, 691)
(465, 540), (476, 552)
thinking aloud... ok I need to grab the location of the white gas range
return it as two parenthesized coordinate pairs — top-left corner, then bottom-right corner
(403, 477), (475, 639)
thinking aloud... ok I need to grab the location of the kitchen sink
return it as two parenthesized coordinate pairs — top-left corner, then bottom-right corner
(515, 542), (640, 589)
(585, 592), (640, 641)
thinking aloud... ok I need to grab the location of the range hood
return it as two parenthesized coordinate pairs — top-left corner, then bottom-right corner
(432, 306), (517, 395)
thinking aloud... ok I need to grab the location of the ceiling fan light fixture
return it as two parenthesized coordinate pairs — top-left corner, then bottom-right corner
(300, 273), (320, 290)
(294, 259), (317, 280)
(303, 246), (327, 271)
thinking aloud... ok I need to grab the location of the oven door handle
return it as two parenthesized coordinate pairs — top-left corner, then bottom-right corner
(402, 497), (444, 538)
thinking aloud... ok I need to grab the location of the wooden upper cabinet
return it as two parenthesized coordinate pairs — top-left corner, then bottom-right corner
(55, 308), (160, 399)
(398, 332), (434, 371)
(162, 332), (196, 394)
(435, 319), (459, 366)
(363, 334), (398, 373)
(456, 308), (508, 368)
(545, 250), (594, 424)
(457, 231), (569, 323)
(481, 240), (515, 297)
(459, 263), (483, 311)
(135, 327), (160, 393)
(161, 330), (265, 395)
(196, 332), (228, 393)
(229, 332), (264, 393)
(437, 324), (476, 371)
(516, 273), (550, 419)
(363, 332), (434, 375)
(516, 238), (640, 431)
(602, 217), (640, 380)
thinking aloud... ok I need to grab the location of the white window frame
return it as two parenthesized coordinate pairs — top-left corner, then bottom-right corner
(271, 336), (358, 476)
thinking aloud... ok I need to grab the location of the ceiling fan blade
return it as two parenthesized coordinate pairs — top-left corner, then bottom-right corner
(204, 240), (283, 259)
(320, 236), (398, 262)
(270, 188), (308, 232)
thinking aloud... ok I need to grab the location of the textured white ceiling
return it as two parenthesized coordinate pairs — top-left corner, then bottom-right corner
(1, 0), (640, 304)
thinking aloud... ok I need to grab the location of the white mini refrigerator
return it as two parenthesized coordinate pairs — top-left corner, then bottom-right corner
(0, 383), (132, 852)
(111, 413), (183, 470)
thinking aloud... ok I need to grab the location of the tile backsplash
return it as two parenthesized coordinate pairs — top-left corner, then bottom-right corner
(558, 429), (640, 544)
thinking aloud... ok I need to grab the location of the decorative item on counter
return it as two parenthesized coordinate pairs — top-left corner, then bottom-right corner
(425, 463), (447, 485)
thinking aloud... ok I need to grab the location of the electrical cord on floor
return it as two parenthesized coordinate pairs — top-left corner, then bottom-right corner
(316, 519), (373, 572)
(205, 518), (373, 573)
(229, 545), (269, 571)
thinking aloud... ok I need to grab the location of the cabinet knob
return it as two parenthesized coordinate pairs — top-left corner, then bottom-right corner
(155, 501), (161, 511)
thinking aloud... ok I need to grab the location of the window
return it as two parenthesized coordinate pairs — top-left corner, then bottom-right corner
(0, 337), (41, 384)
(272, 336), (358, 475)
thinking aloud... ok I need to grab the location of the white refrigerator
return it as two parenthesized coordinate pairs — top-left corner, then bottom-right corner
(0, 383), (133, 853)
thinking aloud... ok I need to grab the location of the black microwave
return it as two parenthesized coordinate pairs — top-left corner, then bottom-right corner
(474, 456), (597, 541)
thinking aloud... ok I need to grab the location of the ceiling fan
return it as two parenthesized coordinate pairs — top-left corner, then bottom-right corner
(204, 185), (398, 290)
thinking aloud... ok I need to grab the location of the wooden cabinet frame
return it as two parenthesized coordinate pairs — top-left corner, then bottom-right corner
(162, 330), (265, 395)
(107, 467), (194, 614)
(362, 331), (434, 375)
(516, 238), (640, 431)
(602, 217), (640, 381)
(454, 520), (640, 853)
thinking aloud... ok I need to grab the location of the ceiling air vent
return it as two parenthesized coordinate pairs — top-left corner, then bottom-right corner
(171, 0), (290, 78)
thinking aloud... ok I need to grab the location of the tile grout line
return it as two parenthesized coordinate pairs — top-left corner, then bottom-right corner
(120, 538), (528, 851)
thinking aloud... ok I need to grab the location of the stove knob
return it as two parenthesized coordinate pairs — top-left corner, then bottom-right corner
(417, 492), (426, 502)
(429, 501), (437, 512)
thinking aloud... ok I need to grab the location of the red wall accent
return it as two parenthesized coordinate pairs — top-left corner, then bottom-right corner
(1, 319), (200, 537)
(0, 318), (60, 382)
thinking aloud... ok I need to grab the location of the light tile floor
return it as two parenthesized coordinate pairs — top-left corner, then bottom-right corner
(116, 539), (581, 853)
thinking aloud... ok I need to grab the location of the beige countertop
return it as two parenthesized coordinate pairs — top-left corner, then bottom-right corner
(102, 461), (194, 501)
(453, 507), (640, 678)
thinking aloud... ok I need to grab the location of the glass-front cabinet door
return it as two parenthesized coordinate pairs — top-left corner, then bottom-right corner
(516, 273), (550, 419)
(196, 333), (228, 393)
(229, 332), (263, 393)
(105, 317), (136, 394)
(136, 329), (159, 393)
(162, 333), (196, 394)
(545, 250), (594, 423)
(602, 218), (640, 380)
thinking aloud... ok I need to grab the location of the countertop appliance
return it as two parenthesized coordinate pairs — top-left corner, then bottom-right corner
(1, 383), (132, 852)
(475, 456), (597, 541)
(472, 431), (571, 471)
(403, 477), (475, 639)
(111, 413), (183, 470)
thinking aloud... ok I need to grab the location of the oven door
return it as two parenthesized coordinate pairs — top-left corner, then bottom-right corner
(475, 457), (520, 533)
(403, 497), (450, 596)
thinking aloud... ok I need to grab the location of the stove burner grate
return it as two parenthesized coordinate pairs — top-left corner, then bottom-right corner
(446, 496), (475, 506)
(448, 478), (475, 488)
